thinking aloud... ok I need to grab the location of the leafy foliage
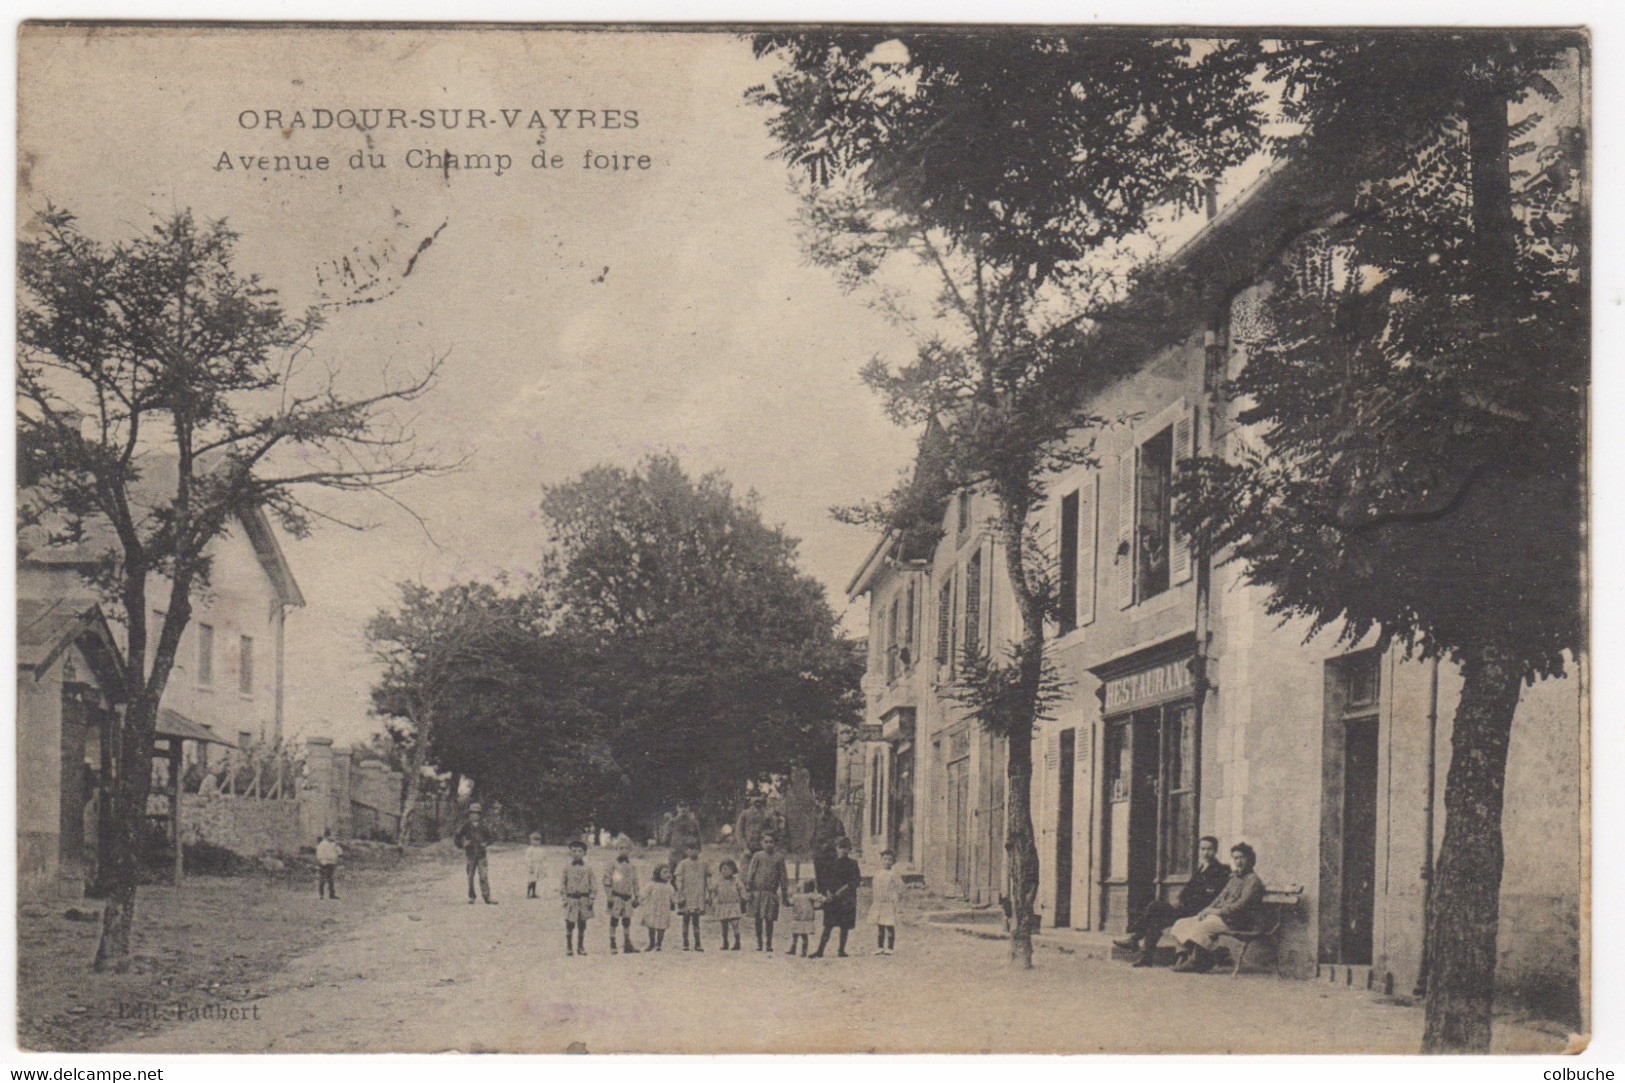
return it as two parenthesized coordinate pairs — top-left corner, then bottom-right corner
(751, 29), (1271, 968)
(541, 456), (865, 825)
(17, 205), (446, 969)
(1176, 36), (1585, 681)
(369, 457), (864, 833)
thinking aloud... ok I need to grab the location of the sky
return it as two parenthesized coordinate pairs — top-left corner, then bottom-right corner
(18, 27), (925, 746)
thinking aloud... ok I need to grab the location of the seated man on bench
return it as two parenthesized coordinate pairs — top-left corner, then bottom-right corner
(1113, 835), (1231, 967)
(1167, 842), (1265, 973)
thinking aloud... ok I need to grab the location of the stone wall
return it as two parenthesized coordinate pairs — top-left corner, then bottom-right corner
(180, 792), (303, 856)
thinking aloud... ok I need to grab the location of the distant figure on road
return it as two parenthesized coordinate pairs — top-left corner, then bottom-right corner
(1168, 842), (1265, 973)
(1113, 835), (1230, 967)
(525, 832), (546, 899)
(746, 832), (791, 952)
(316, 829), (342, 900)
(810, 837), (860, 958)
(672, 845), (709, 952)
(560, 838), (596, 956)
(667, 801), (703, 875)
(870, 848), (903, 955)
(604, 839), (642, 954)
(736, 794), (770, 859)
(453, 804), (497, 905)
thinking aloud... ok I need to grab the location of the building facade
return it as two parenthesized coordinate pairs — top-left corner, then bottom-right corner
(17, 503), (306, 896)
(845, 166), (1585, 1020)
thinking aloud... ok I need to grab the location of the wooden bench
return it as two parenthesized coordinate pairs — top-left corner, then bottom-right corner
(1213, 885), (1303, 977)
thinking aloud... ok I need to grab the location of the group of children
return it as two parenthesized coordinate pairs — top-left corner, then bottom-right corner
(525, 833), (906, 959)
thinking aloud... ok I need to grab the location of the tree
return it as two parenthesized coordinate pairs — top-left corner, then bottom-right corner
(541, 455), (864, 825)
(18, 206), (445, 970)
(1175, 33), (1585, 1051)
(751, 30), (1265, 966)
(366, 581), (554, 841)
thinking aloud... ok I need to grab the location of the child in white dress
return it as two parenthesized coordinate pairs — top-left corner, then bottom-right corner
(870, 849), (904, 955)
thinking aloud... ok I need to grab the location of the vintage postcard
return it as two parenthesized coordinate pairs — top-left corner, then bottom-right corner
(14, 22), (1589, 1056)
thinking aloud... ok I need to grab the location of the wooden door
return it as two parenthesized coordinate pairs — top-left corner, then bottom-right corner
(1054, 728), (1076, 927)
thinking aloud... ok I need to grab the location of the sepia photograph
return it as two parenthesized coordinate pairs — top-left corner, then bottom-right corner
(11, 20), (1592, 1058)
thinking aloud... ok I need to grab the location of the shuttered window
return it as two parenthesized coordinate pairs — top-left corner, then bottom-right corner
(1116, 450), (1137, 609)
(1059, 490), (1080, 634)
(1170, 410), (1195, 585)
(1079, 473), (1099, 626)
(964, 550), (983, 660)
(936, 576), (954, 668)
(903, 579), (916, 669)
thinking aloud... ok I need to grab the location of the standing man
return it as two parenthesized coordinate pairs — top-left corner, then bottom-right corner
(1113, 835), (1230, 966)
(812, 796), (848, 861)
(667, 801), (703, 877)
(735, 794), (768, 861)
(453, 803), (497, 905)
(745, 831), (791, 952)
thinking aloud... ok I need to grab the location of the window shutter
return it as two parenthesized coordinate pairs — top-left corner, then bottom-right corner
(936, 576), (953, 668)
(1117, 449), (1137, 609)
(904, 580), (917, 668)
(1059, 490), (1079, 634)
(1170, 408), (1195, 585)
(1080, 473), (1098, 625)
(964, 550), (983, 660)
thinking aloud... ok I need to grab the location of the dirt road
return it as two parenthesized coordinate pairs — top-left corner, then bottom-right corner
(107, 844), (1571, 1054)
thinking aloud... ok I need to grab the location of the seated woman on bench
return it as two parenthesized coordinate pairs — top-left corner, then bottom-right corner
(1167, 842), (1264, 973)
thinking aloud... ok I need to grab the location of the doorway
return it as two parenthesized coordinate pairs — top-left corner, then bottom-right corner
(947, 755), (971, 898)
(1319, 651), (1381, 966)
(1054, 728), (1076, 927)
(1340, 719), (1379, 965)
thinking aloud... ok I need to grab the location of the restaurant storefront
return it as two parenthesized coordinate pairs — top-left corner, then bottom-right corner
(1092, 636), (1199, 934)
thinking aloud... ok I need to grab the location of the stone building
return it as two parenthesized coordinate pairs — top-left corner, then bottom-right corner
(18, 463), (306, 893)
(845, 157), (1585, 1019)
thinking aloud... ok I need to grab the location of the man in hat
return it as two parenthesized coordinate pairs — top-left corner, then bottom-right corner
(453, 803), (497, 905)
(736, 794), (769, 861)
(667, 800), (703, 877)
(560, 838), (596, 955)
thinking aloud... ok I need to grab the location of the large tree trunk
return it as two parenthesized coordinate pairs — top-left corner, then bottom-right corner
(1004, 725), (1042, 969)
(396, 706), (434, 846)
(999, 502), (1046, 970)
(1421, 645), (1523, 1052)
(92, 690), (162, 972)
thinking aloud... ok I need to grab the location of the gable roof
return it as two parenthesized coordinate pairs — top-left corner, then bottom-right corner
(20, 453), (305, 609)
(17, 596), (128, 695)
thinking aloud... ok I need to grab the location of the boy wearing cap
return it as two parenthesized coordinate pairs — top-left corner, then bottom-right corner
(560, 839), (596, 955)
